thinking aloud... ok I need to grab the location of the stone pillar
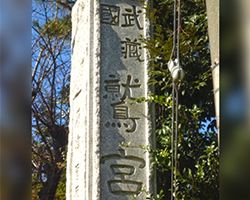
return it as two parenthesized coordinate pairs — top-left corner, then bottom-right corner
(206, 0), (220, 142)
(66, 0), (155, 199)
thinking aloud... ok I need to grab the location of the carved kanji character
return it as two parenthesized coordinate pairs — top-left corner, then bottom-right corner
(111, 101), (140, 133)
(121, 75), (141, 100)
(111, 101), (129, 119)
(121, 38), (143, 62)
(103, 75), (121, 100)
(121, 5), (143, 29)
(101, 4), (120, 26)
(101, 148), (145, 196)
(104, 80), (120, 93)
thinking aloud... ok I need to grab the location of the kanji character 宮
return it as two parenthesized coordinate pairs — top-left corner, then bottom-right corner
(101, 148), (145, 196)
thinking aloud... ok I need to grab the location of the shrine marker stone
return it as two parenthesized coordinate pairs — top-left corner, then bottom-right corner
(66, 0), (155, 199)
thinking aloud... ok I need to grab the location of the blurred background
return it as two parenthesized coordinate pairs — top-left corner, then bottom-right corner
(0, 0), (31, 199)
(221, 0), (250, 199)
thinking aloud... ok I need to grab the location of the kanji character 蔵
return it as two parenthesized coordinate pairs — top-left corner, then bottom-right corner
(121, 38), (143, 62)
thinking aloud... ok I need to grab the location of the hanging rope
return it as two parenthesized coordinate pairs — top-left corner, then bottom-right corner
(177, 0), (181, 62)
(171, 82), (180, 200)
(169, 0), (183, 199)
(170, 0), (177, 60)
(170, 81), (175, 200)
(174, 83), (179, 199)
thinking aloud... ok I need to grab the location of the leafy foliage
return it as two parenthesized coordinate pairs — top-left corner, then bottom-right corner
(33, 16), (71, 39)
(145, 0), (219, 199)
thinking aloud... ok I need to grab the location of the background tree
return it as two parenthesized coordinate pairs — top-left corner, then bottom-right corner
(32, 0), (73, 199)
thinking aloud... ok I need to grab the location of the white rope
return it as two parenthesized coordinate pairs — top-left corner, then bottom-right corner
(171, 81), (175, 200)
(174, 84), (179, 198)
(177, 0), (181, 62)
(170, 0), (181, 199)
(170, 0), (177, 60)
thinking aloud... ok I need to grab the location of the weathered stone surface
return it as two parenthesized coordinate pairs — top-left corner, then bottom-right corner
(67, 0), (155, 199)
(206, 0), (219, 140)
